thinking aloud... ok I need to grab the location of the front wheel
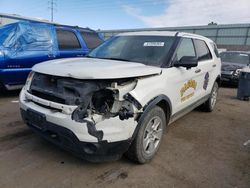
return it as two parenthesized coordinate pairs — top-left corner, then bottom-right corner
(202, 82), (219, 112)
(125, 106), (166, 164)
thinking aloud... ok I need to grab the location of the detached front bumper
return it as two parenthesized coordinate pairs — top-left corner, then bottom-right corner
(19, 88), (137, 162)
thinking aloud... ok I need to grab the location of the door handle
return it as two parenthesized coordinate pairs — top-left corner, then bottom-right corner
(195, 69), (201, 73)
(212, 64), (216, 67)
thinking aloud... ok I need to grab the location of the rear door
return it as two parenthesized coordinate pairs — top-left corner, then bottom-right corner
(56, 28), (86, 58)
(193, 39), (214, 98)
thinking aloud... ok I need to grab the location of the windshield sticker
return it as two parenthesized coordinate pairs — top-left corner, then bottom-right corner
(240, 54), (248, 56)
(143, 42), (165, 47)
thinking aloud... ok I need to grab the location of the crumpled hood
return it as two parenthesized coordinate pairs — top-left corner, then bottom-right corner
(221, 62), (247, 71)
(32, 57), (162, 79)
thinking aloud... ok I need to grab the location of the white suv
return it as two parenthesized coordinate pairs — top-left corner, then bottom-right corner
(20, 31), (221, 163)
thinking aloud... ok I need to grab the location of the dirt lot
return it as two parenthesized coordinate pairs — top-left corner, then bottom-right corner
(0, 87), (249, 188)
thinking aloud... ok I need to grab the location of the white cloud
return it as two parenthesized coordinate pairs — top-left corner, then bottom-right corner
(122, 4), (142, 17)
(122, 0), (250, 27)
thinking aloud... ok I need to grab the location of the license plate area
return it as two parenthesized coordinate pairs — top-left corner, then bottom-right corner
(26, 109), (46, 130)
(221, 77), (230, 81)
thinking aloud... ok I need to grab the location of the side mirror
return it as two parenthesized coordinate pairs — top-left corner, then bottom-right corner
(174, 56), (198, 69)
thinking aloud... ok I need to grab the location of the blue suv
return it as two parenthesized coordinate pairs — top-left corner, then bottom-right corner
(0, 21), (103, 90)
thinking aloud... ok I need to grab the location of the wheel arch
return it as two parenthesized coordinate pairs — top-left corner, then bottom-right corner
(131, 94), (172, 142)
(136, 94), (172, 127)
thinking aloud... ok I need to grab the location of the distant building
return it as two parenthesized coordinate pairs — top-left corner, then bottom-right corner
(1, 13), (250, 51)
(0, 13), (53, 26)
(99, 24), (250, 51)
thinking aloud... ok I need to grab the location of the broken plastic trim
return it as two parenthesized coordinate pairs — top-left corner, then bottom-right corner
(85, 120), (104, 142)
(124, 93), (142, 110)
(71, 106), (89, 122)
(118, 107), (134, 120)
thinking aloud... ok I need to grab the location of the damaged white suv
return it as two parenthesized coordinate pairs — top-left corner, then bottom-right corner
(20, 31), (221, 163)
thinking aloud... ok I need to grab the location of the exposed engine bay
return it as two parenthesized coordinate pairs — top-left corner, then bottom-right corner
(28, 72), (142, 126)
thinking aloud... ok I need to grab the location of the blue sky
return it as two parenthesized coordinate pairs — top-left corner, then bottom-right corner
(0, 0), (166, 29)
(0, 0), (250, 30)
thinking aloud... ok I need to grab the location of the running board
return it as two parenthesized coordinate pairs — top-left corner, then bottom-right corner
(169, 95), (210, 124)
(5, 84), (24, 90)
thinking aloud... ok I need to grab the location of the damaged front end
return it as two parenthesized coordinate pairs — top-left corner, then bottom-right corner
(71, 79), (140, 123)
(27, 72), (142, 141)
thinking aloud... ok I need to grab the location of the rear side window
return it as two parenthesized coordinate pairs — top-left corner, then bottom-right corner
(194, 39), (212, 61)
(80, 31), (103, 49)
(176, 38), (196, 62)
(210, 42), (220, 58)
(56, 29), (81, 50)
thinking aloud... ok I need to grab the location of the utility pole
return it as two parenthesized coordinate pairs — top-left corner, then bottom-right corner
(48, 0), (56, 22)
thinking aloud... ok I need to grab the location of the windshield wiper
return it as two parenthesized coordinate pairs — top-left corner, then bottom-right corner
(99, 57), (130, 62)
(85, 56), (131, 62)
(85, 55), (95, 58)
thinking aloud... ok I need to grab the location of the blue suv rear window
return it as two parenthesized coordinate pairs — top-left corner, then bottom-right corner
(56, 29), (81, 50)
(80, 31), (102, 49)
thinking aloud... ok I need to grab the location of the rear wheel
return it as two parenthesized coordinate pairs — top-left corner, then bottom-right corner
(125, 106), (166, 164)
(202, 82), (219, 112)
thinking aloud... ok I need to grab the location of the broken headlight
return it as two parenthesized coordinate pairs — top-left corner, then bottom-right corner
(71, 80), (138, 123)
(91, 89), (115, 114)
(24, 71), (34, 90)
(72, 89), (115, 122)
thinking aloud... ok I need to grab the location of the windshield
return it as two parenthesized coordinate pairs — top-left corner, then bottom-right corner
(88, 35), (175, 67)
(220, 52), (250, 65)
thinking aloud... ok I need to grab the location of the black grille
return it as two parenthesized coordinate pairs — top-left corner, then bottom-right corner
(28, 72), (110, 106)
(31, 90), (65, 104)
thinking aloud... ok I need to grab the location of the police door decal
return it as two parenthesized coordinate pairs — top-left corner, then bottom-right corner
(180, 80), (197, 102)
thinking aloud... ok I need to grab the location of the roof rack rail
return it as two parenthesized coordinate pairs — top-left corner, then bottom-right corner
(25, 20), (95, 32)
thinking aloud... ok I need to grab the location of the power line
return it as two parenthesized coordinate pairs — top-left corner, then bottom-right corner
(48, 0), (57, 22)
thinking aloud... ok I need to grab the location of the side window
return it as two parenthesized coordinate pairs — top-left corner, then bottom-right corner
(56, 29), (81, 50)
(194, 39), (212, 61)
(16, 26), (53, 51)
(80, 31), (103, 49)
(176, 38), (196, 62)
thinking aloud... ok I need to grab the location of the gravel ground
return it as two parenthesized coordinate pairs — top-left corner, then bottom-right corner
(0, 87), (249, 188)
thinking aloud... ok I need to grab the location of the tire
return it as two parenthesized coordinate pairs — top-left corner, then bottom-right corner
(202, 82), (219, 112)
(125, 106), (166, 164)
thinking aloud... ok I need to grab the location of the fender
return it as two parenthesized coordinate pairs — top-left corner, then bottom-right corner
(142, 94), (172, 116)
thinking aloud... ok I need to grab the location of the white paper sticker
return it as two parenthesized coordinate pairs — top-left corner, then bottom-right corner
(143, 42), (165, 47)
(240, 54), (248, 57)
